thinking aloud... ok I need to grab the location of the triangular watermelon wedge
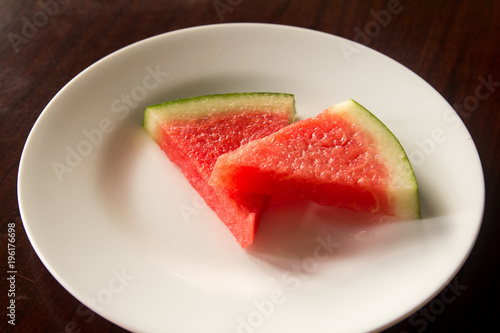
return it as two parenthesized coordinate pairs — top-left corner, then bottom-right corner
(143, 93), (296, 247)
(210, 99), (420, 219)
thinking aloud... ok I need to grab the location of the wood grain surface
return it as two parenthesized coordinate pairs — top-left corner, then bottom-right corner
(1, 0), (499, 332)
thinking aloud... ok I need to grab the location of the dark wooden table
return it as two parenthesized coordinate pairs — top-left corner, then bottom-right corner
(1, 0), (498, 332)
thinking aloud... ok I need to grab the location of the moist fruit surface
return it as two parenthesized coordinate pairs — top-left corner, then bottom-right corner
(143, 93), (296, 247)
(210, 99), (420, 219)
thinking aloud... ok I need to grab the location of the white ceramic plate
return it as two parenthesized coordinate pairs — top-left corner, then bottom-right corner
(18, 23), (484, 333)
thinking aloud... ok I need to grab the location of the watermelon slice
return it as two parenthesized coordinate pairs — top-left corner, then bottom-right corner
(210, 99), (420, 219)
(143, 93), (296, 247)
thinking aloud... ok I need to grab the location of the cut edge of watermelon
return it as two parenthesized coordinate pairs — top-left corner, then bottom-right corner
(142, 92), (297, 247)
(143, 92), (296, 142)
(328, 99), (420, 219)
(210, 99), (421, 220)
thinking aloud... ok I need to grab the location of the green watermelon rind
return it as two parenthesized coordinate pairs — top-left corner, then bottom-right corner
(326, 99), (420, 219)
(143, 92), (296, 142)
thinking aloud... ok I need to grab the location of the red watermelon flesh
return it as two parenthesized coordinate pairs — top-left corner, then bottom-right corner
(210, 99), (420, 219)
(143, 93), (296, 247)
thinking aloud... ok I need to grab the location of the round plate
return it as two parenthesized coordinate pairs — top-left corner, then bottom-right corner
(18, 23), (484, 333)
